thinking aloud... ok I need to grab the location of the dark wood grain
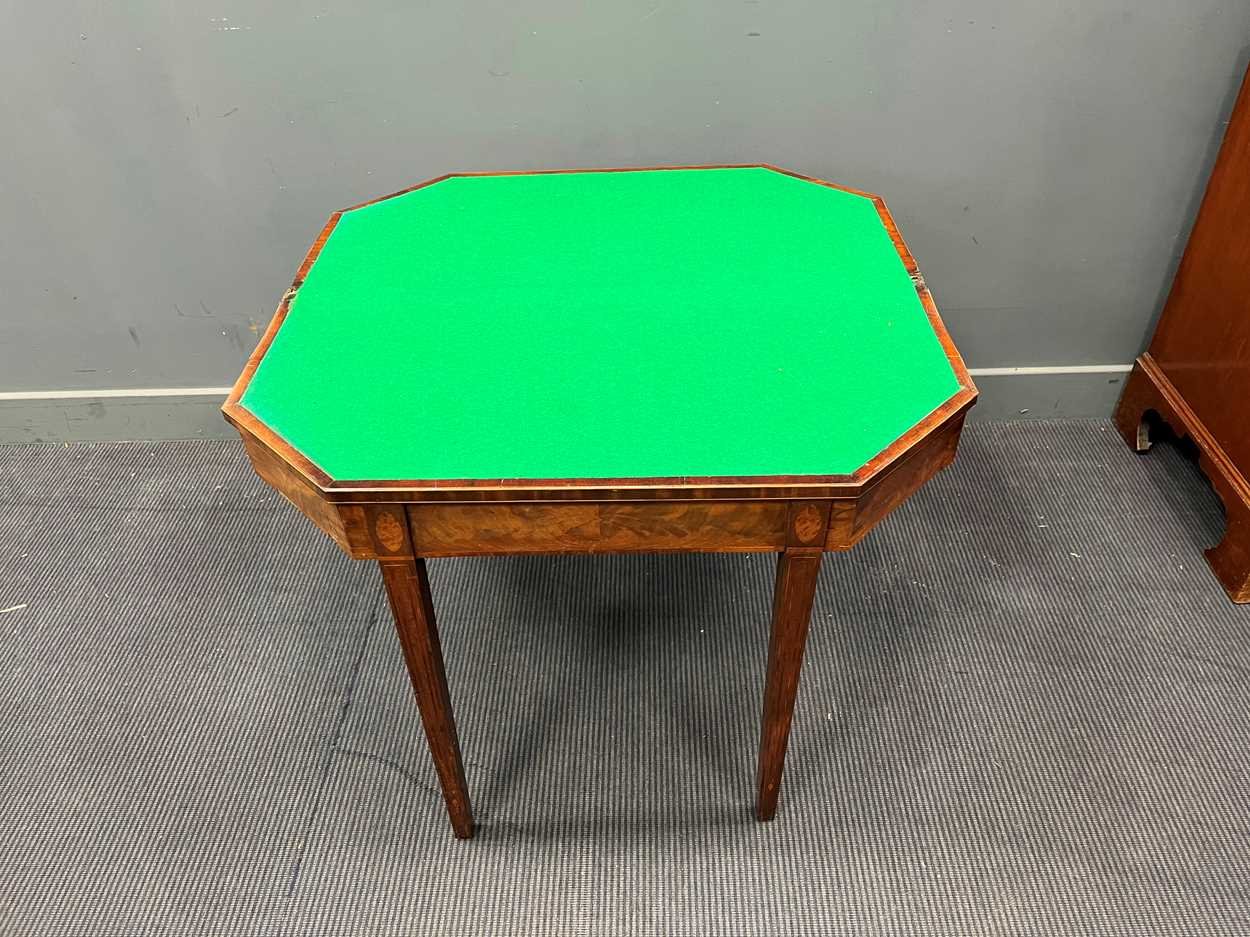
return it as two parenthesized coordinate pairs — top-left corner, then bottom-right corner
(830, 411), (967, 550)
(408, 501), (789, 556)
(237, 425), (372, 557)
(1113, 63), (1250, 603)
(379, 557), (474, 838)
(756, 548), (823, 821)
(1145, 66), (1250, 473)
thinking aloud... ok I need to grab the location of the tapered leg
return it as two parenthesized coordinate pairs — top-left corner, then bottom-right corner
(756, 548), (823, 821)
(379, 558), (474, 838)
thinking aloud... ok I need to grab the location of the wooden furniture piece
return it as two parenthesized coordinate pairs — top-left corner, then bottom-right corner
(1115, 66), (1250, 604)
(223, 165), (977, 837)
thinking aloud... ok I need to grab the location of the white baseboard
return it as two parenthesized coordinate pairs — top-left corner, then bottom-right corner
(967, 364), (1131, 377)
(0, 365), (1135, 443)
(0, 386), (233, 401)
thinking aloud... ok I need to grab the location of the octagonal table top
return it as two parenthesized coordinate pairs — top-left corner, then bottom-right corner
(230, 165), (973, 489)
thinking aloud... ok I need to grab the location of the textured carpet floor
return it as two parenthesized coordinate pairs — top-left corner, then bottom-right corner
(0, 420), (1247, 935)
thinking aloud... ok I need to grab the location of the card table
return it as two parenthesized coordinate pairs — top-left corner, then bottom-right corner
(223, 165), (977, 838)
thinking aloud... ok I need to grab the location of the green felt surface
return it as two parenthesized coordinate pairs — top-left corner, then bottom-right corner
(242, 167), (961, 481)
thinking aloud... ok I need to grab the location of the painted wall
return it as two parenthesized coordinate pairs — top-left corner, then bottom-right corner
(3, 2), (1249, 438)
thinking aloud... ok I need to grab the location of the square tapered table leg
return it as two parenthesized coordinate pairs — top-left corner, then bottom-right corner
(756, 548), (822, 821)
(380, 557), (474, 839)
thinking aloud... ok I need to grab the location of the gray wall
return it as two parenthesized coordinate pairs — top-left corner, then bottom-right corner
(3, 2), (1249, 438)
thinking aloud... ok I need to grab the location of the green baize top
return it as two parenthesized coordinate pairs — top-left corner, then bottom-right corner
(242, 167), (960, 481)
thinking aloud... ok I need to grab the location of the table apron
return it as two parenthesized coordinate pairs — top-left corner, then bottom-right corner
(404, 500), (812, 556)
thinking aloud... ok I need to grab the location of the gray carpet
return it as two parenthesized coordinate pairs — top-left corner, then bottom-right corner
(0, 420), (1247, 935)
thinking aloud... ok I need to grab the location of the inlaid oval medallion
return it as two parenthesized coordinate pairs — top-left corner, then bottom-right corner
(374, 510), (406, 553)
(792, 503), (824, 544)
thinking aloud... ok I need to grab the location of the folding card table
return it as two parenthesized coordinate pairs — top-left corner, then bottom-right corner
(223, 165), (977, 838)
